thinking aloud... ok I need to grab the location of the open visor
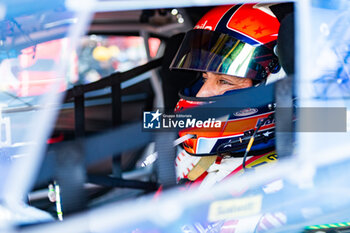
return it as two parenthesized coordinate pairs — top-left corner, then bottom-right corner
(170, 29), (278, 81)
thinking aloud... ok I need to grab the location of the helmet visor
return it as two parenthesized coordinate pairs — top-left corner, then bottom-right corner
(170, 29), (277, 81)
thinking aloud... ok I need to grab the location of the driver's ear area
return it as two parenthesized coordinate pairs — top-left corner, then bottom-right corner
(159, 33), (198, 111)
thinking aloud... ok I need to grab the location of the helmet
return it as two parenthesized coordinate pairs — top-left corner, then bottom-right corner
(170, 3), (281, 81)
(170, 4), (285, 182)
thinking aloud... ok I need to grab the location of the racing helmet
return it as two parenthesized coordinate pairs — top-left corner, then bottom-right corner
(170, 3), (284, 159)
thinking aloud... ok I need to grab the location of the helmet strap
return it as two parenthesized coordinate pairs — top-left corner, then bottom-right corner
(187, 156), (217, 181)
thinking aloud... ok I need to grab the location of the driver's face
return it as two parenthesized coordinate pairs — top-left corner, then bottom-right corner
(196, 72), (253, 97)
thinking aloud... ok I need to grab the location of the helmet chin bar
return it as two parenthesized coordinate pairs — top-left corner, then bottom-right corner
(180, 111), (276, 158)
(216, 129), (275, 158)
(176, 96), (276, 157)
(180, 128), (275, 158)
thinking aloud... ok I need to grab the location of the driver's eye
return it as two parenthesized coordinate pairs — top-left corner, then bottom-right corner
(219, 79), (232, 85)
